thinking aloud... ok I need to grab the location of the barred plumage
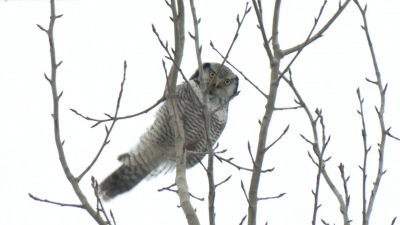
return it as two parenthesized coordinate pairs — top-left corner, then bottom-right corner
(99, 62), (239, 200)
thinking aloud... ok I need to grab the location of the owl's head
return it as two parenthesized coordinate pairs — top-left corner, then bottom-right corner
(190, 62), (239, 101)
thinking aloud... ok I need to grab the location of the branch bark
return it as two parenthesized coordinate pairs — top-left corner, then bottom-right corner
(282, 0), (351, 56)
(37, 1), (107, 224)
(188, 1), (215, 224)
(353, 1), (388, 224)
(282, 73), (350, 225)
(166, 1), (200, 224)
(248, 1), (282, 224)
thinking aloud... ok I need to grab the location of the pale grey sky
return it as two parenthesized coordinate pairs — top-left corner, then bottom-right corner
(1, 1), (400, 224)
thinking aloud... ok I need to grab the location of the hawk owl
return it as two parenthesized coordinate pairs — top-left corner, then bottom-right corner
(99, 62), (239, 200)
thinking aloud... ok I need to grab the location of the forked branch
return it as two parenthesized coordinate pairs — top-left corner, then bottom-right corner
(283, 72), (349, 224)
(354, 1), (388, 224)
(28, 193), (84, 209)
(35, 1), (107, 224)
(163, 1), (199, 224)
(70, 97), (165, 128)
(282, 0), (351, 56)
(77, 61), (128, 182)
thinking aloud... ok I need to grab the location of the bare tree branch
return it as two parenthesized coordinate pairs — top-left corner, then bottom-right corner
(278, 0), (328, 81)
(239, 215), (248, 225)
(386, 128), (400, 141)
(310, 109), (329, 225)
(91, 176), (113, 225)
(321, 218), (331, 225)
(241, 180), (250, 205)
(77, 61), (128, 182)
(35, 1), (107, 224)
(205, 2), (251, 95)
(191, 3), (251, 224)
(271, 0), (282, 57)
(211, 91), (241, 114)
(248, 141), (255, 165)
(152, 24), (202, 107)
(110, 210), (116, 225)
(28, 193), (84, 209)
(258, 193), (286, 201)
(282, 0), (351, 56)
(353, 1), (388, 224)
(215, 175), (232, 189)
(70, 97), (165, 128)
(392, 217), (397, 225)
(283, 69), (350, 225)
(339, 163), (351, 222)
(188, 0), (216, 223)
(252, 0), (273, 61)
(158, 183), (205, 202)
(264, 125), (289, 153)
(357, 87), (370, 224)
(247, 1), (284, 223)
(210, 43), (268, 98)
(214, 153), (274, 173)
(274, 106), (303, 111)
(162, 1), (200, 224)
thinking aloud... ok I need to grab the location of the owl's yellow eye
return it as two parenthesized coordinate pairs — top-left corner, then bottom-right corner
(209, 71), (216, 78)
(224, 79), (231, 86)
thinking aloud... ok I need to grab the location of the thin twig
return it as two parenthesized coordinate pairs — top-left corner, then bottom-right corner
(210, 43), (268, 98)
(162, 60), (181, 138)
(28, 193), (84, 209)
(239, 215), (247, 225)
(308, 151), (319, 167)
(158, 183), (177, 192)
(247, 0), (283, 223)
(188, 1), (217, 223)
(165, 1), (199, 224)
(214, 154), (274, 173)
(354, 1), (388, 224)
(278, 0), (328, 81)
(311, 109), (328, 225)
(70, 97), (165, 128)
(248, 141), (255, 165)
(274, 105), (303, 110)
(77, 61), (128, 182)
(282, 0), (351, 56)
(205, 2), (251, 95)
(211, 91), (241, 114)
(110, 210), (116, 225)
(321, 219), (330, 225)
(215, 175), (232, 189)
(158, 183), (204, 201)
(252, 0), (273, 60)
(264, 125), (289, 153)
(91, 177), (112, 225)
(357, 87), (370, 224)
(283, 70), (350, 225)
(392, 217), (397, 225)
(36, 1), (106, 224)
(241, 180), (250, 205)
(386, 128), (400, 141)
(258, 193), (286, 201)
(152, 24), (203, 108)
(197, 158), (209, 172)
(339, 163), (351, 219)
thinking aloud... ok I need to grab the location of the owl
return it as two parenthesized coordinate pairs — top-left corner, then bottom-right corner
(99, 62), (239, 200)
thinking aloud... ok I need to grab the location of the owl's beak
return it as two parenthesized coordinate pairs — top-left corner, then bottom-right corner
(214, 80), (220, 88)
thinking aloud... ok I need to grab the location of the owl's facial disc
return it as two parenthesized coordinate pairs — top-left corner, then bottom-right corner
(209, 77), (232, 100)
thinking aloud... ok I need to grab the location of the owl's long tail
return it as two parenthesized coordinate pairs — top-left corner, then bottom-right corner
(99, 163), (152, 201)
(99, 142), (167, 200)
